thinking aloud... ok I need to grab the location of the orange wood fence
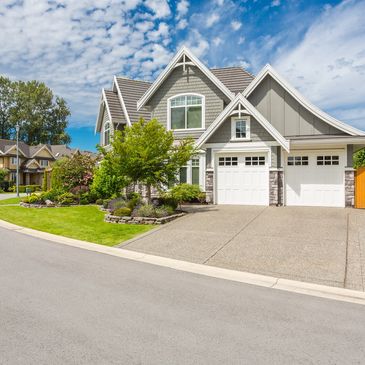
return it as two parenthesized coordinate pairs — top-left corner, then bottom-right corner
(355, 167), (365, 209)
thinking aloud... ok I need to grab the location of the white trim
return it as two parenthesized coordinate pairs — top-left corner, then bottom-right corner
(137, 46), (235, 110)
(243, 64), (365, 137)
(113, 76), (131, 127)
(95, 95), (105, 133)
(290, 137), (365, 146)
(102, 89), (113, 122)
(25, 158), (42, 169)
(204, 141), (279, 148)
(103, 121), (111, 146)
(196, 94), (290, 152)
(167, 93), (205, 131)
(31, 144), (55, 159)
(231, 116), (251, 141)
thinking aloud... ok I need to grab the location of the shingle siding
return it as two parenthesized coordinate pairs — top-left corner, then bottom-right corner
(207, 116), (274, 144)
(248, 75), (347, 137)
(147, 66), (231, 139)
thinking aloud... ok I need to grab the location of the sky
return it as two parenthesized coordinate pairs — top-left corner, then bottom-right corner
(0, 0), (364, 151)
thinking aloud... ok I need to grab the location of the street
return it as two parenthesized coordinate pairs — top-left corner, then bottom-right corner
(1, 226), (365, 365)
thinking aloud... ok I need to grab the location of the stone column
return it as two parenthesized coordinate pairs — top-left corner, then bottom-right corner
(345, 169), (355, 207)
(269, 169), (284, 206)
(205, 169), (214, 203)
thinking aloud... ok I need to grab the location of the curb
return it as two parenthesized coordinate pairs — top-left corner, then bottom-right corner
(1, 219), (364, 306)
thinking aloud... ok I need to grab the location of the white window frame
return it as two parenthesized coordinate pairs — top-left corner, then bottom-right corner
(104, 121), (111, 146)
(167, 93), (205, 131)
(39, 159), (49, 167)
(178, 154), (205, 190)
(10, 157), (18, 165)
(231, 116), (250, 141)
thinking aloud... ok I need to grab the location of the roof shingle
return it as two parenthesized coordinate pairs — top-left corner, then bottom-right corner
(210, 67), (254, 94)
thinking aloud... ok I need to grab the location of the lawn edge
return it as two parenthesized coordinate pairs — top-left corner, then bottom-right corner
(1, 218), (364, 306)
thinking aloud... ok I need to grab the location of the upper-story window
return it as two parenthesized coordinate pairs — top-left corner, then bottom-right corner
(104, 122), (111, 145)
(10, 157), (18, 165)
(39, 159), (49, 167)
(231, 116), (250, 141)
(169, 94), (204, 130)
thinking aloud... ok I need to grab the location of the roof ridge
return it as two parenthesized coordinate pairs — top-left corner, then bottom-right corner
(115, 75), (152, 84)
(210, 66), (245, 70)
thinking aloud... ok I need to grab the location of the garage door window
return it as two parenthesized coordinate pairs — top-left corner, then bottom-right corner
(317, 155), (339, 166)
(219, 157), (238, 166)
(245, 156), (265, 166)
(288, 156), (308, 166)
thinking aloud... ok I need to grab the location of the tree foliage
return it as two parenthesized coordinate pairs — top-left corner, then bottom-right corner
(99, 119), (196, 201)
(51, 153), (96, 192)
(0, 168), (9, 184)
(0, 76), (71, 145)
(354, 148), (365, 168)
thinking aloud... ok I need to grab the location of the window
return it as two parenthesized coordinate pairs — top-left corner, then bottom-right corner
(11, 157), (18, 165)
(288, 156), (308, 166)
(170, 95), (203, 130)
(10, 172), (16, 181)
(245, 156), (265, 166)
(231, 116), (250, 140)
(317, 155), (339, 166)
(191, 158), (200, 185)
(104, 122), (111, 145)
(179, 166), (187, 183)
(39, 159), (49, 167)
(219, 157), (238, 166)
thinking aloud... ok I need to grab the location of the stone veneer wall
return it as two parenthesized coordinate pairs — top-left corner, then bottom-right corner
(345, 169), (355, 207)
(269, 170), (283, 206)
(205, 170), (214, 203)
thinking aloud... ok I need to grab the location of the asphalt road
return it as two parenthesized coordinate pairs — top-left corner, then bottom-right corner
(1, 227), (365, 365)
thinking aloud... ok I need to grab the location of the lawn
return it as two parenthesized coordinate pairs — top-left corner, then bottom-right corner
(0, 197), (22, 205)
(0, 205), (153, 246)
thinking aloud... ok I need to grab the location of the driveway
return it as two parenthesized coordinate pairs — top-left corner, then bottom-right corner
(121, 206), (365, 291)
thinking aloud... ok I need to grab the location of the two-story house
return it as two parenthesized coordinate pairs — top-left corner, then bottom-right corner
(0, 140), (92, 186)
(95, 46), (365, 207)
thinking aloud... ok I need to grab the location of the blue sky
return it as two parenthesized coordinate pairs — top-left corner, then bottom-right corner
(0, 0), (364, 151)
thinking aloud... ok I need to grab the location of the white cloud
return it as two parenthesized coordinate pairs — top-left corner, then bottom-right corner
(231, 20), (242, 31)
(215, 0), (225, 5)
(206, 13), (220, 27)
(181, 30), (209, 58)
(271, 0), (280, 7)
(177, 0), (189, 18)
(273, 0), (365, 130)
(238, 36), (245, 45)
(0, 1), (174, 126)
(213, 37), (223, 47)
(177, 19), (188, 30)
(144, 0), (171, 18)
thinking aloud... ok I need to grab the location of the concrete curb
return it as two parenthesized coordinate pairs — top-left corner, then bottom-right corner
(1, 218), (364, 306)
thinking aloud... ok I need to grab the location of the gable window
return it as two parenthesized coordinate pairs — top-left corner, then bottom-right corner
(169, 94), (204, 130)
(39, 159), (49, 167)
(104, 122), (111, 145)
(231, 116), (250, 140)
(317, 155), (339, 166)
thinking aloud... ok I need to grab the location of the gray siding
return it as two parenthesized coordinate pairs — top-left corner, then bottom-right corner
(270, 146), (282, 168)
(248, 75), (347, 137)
(147, 66), (231, 140)
(347, 144), (354, 167)
(207, 116), (275, 144)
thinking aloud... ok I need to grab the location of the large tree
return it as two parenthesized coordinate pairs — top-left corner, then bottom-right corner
(0, 76), (15, 139)
(0, 76), (71, 145)
(99, 118), (196, 202)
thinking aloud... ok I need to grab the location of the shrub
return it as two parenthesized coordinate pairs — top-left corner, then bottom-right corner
(79, 191), (97, 204)
(126, 193), (142, 211)
(108, 197), (127, 211)
(136, 204), (155, 217)
(354, 148), (365, 168)
(40, 189), (63, 202)
(103, 199), (111, 209)
(96, 198), (103, 205)
(166, 183), (202, 207)
(11, 185), (41, 193)
(0, 188), (4, 193)
(28, 194), (41, 204)
(155, 195), (178, 210)
(22, 196), (30, 203)
(113, 207), (132, 217)
(58, 192), (76, 206)
(155, 205), (174, 218)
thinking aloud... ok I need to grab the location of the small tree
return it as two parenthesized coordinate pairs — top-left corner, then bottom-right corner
(0, 168), (9, 185)
(50, 153), (96, 192)
(354, 148), (365, 168)
(103, 119), (196, 202)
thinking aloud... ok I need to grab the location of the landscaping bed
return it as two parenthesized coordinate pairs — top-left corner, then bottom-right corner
(104, 212), (185, 225)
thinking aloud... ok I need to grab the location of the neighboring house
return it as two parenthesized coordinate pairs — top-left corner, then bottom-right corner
(0, 140), (93, 186)
(95, 46), (365, 207)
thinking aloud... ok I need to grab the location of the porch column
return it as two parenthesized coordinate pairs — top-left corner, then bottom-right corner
(25, 173), (30, 185)
(345, 168), (355, 207)
(269, 169), (284, 206)
(205, 169), (214, 203)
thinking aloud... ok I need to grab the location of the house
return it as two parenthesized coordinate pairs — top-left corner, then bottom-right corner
(0, 140), (93, 186)
(95, 46), (365, 208)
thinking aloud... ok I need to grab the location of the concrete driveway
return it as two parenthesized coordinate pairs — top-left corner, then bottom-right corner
(121, 205), (365, 291)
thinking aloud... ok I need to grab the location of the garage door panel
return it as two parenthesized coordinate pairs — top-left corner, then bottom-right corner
(285, 151), (345, 207)
(217, 153), (269, 205)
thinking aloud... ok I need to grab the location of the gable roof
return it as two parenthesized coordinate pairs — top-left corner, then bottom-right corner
(29, 144), (55, 159)
(243, 64), (365, 137)
(104, 89), (125, 122)
(114, 77), (151, 124)
(137, 46), (235, 110)
(210, 67), (254, 94)
(25, 158), (41, 169)
(196, 93), (290, 152)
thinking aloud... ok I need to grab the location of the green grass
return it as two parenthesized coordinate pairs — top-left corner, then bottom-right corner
(0, 205), (153, 246)
(0, 197), (22, 205)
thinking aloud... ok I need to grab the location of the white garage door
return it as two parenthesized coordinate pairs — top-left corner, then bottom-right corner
(285, 151), (345, 207)
(216, 153), (269, 205)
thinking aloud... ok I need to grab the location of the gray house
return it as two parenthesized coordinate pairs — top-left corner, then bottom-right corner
(95, 46), (365, 207)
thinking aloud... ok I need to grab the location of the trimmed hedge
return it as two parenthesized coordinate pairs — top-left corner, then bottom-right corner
(12, 185), (42, 193)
